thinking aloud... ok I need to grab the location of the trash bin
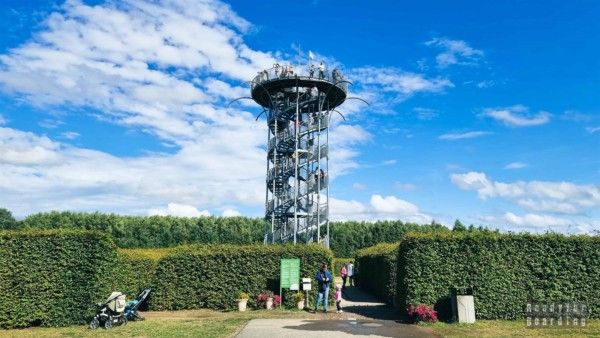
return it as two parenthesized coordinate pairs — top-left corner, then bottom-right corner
(451, 286), (476, 323)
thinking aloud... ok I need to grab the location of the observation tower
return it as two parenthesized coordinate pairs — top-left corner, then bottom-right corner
(250, 63), (348, 247)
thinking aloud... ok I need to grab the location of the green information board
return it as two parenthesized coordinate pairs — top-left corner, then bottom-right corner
(280, 258), (300, 291)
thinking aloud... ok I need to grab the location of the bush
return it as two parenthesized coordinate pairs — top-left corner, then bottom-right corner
(112, 248), (171, 295)
(397, 232), (600, 319)
(150, 244), (333, 311)
(355, 243), (399, 304)
(0, 229), (116, 328)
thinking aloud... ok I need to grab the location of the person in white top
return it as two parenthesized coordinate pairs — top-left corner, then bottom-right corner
(318, 62), (325, 79)
(347, 262), (354, 287)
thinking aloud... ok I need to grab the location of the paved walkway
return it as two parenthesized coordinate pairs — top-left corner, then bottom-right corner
(236, 283), (438, 338)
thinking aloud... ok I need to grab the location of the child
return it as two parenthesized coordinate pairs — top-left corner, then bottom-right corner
(335, 284), (343, 313)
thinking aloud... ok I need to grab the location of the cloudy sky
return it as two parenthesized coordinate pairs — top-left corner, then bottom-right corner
(0, 0), (598, 232)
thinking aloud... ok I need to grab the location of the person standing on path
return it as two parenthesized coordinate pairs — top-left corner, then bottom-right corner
(347, 261), (355, 287)
(340, 264), (348, 289)
(314, 263), (333, 313)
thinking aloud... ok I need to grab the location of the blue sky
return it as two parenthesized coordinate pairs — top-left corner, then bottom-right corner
(0, 0), (598, 232)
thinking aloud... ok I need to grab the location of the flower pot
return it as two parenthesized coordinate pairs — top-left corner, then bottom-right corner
(238, 299), (248, 312)
(266, 297), (274, 310)
(297, 300), (305, 310)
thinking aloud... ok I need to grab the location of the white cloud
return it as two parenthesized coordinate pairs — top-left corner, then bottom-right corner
(438, 131), (492, 140)
(370, 194), (419, 215)
(482, 105), (550, 127)
(329, 194), (431, 224)
(504, 162), (528, 170)
(348, 67), (453, 101)
(503, 212), (572, 228)
(222, 208), (241, 217)
(0, 0), (276, 144)
(425, 38), (484, 68)
(352, 183), (367, 190)
(148, 203), (210, 217)
(451, 171), (600, 215)
(0, 114), (6, 125)
(586, 126), (600, 134)
(0, 127), (61, 165)
(60, 131), (80, 140)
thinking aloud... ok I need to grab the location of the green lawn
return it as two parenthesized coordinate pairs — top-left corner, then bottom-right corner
(4, 310), (600, 337)
(425, 320), (600, 338)
(0, 309), (316, 338)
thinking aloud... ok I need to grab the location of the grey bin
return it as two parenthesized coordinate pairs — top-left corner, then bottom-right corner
(451, 287), (476, 323)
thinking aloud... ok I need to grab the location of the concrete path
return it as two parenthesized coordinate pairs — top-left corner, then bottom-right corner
(235, 319), (437, 338)
(236, 282), (438, 338)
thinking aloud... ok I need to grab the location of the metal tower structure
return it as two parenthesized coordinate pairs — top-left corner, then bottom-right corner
(250, 63), (348, 247)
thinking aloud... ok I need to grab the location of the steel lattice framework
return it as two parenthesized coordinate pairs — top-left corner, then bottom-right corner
(250, 64), (348, 247)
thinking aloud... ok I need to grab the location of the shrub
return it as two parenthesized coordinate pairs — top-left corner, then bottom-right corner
(407, 304), (438, 323)
(355, 243), (399, 304)
(150, 244), (332, 311)
(112, 248), (170, 296)
(0, 229), (116, 328)
(0, 209), (17, 229)
(397, 232), (600, 319)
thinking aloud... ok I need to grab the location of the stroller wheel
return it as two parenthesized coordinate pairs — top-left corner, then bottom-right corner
(89, 317), (99, 330)
(119, 315), (128, 326)
(104, 316), (113, 329)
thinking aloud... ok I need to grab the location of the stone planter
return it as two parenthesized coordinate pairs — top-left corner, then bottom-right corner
(266, 297), (274, 310)
(238, 299), (248, 312)
(297, 300), (305, 310)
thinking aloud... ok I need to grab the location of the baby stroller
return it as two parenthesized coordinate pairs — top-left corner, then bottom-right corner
(124, 288), (151, 321)
(89, 292), (127, 329)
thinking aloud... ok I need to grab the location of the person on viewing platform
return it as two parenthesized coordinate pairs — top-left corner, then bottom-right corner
(332, 67), (340, 82)
(340, 264), (348, 289)
(318, 62), (325, 79)
(347, 261), (355, 287)
(314, 263), (333, 313)
(274, 63), (280, 77)
(309, 64), (315, 78)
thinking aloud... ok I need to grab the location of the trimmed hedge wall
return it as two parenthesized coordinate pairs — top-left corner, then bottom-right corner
(0, 230), (116, 328)
(356, 243), (399, 304)
(150, 244), (333, 310)
(397, 232), (600, 319)
(113, 248), (171, 294)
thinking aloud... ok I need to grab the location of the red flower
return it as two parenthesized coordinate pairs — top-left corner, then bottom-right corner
(407, 304), (438, 322)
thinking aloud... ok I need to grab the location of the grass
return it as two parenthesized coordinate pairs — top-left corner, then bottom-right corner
(0, 309), (316, 338)
(425, 319), (600, 338)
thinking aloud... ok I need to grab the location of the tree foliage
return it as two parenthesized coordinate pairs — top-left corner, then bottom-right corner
(0, 208), (16, 229)
(11, 211), (450, 257)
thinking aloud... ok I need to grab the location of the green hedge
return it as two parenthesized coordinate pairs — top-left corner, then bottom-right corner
(0, 230), (116, 328)
(356, 243), (399, 304)
(397, 232), (600, 319)
(112, 248), (171, 294)
(150, 244), (333, 310)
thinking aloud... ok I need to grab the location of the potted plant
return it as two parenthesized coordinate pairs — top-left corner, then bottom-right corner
(237, 292), (249, 312)
(294, 292), (305, 310)
(256, 291), (273, 309)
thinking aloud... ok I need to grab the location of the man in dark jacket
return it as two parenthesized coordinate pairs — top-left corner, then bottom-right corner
(314, 263), (333, 313)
